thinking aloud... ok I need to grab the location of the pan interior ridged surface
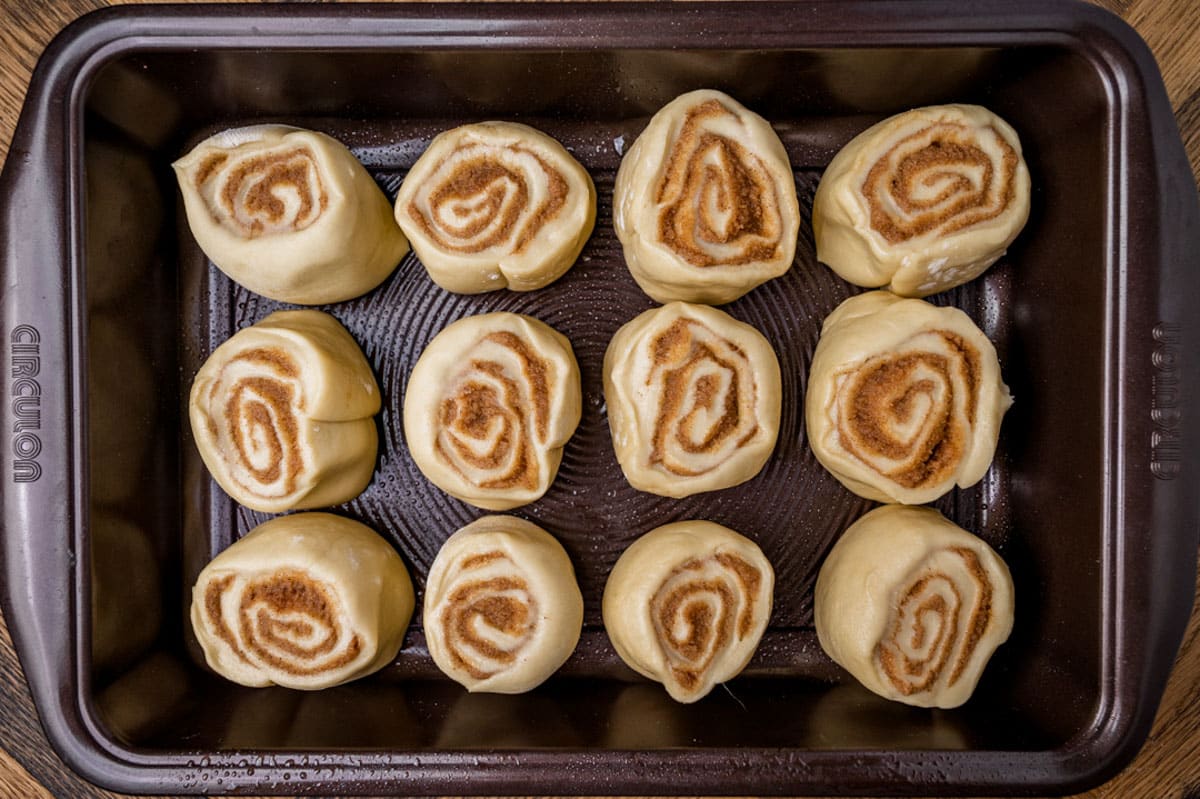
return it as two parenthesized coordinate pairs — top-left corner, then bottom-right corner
(185, 116), (1011, 653)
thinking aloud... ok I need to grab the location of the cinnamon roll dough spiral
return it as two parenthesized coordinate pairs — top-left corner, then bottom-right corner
(189, 310), (380, 513)
(814, 505), (1014, 709)
(403, 313), (582, 510)
(174, 125), (409, 304)
(613, 90), (800, 304)
(806, 291), (1012, 504)
(396, 122), (596, 293)
(603, 521), (774, 703)
(424, 516), (583, 693)
(813, 104), (1030, 297)
(190, 513), (414, 690)
(604, 302), (781, 498)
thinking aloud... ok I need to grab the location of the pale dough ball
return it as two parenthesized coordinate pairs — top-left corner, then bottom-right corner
(814, 505), (1014, 709)
(613, 89), (800, 304)
(403, 313), (582, 510)
(173, 125), (409, 304)
(604, 302), (781, 498)
(189, 310), (380, 513)
(805, 291), (1012, 504)
(602, 520), (774, 703)
(813, 104), (1031, 297)
(190, 513), (414, 690)
(395, 122), (596, 293)
(424, 515), (583, 693)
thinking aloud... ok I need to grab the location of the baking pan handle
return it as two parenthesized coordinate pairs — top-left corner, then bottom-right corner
(1126, 16), (1200, 748)
(0, 49), (82, 767)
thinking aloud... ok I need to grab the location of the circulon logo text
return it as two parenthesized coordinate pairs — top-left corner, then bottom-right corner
(10, 325), (41, 483)
(1150, 322), (1181, 480)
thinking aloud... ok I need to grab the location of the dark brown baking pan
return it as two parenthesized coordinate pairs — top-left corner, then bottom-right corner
(1, 1), (1198, 795)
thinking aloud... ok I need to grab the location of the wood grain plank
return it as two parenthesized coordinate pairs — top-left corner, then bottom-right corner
(0, 746), (55, 799)
(0, 0), (99, 165)
(1126, 0), (1200, 116)
(0, 610), (143, 799)
(1174, 87), (1200, 186)
(0, 1), (1197, 798)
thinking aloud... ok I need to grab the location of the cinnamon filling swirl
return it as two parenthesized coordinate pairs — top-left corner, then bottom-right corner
(651, 553), (764, 692)
(655, 99), (784, 268)
(204, 570), (362, 678)
(194, 153), (228, 186)
(861, 123), (1019, 245)
(409, 145), (569, 255)
(200, 147), (329, 238)
(647, 319), (760, 477)
(440, 553), (538, 681)
(209, 347), (306, 498)
(434, 332), (552, 491)
(834, 331), (980, 490)
(875, 547), (993, 696)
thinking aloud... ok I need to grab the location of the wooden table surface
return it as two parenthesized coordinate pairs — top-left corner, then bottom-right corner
(1, 0), (1198, 797)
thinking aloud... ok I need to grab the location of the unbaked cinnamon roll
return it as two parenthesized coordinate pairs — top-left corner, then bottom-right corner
(814, 505), (1014, 708)
(806, 291), (1012, 504)
(403, 313), (582, 510)
(813, 104), (1030, 297)
(613, 89), (800, 304)
(604, 302), (781, 498)
(395, 122), (596, 293)
(189, 310), (380, 513)
(424, 516), (583, 693)
(603, 521), (774, 703)
(190, 513), (414, 690)
(174, 125), (409, 304)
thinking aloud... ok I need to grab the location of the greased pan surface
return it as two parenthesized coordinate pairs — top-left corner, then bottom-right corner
(1, 2), (1198, 795)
